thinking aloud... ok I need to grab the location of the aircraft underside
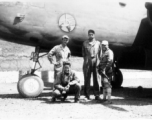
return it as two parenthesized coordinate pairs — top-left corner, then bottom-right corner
(0, 1), (152, 98)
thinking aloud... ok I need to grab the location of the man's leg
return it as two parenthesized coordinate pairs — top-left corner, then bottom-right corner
(102, 77), (112, 104)
(106, 71), (112, 102)
(74, 83), (81, 101)
(92, 64), (101, 100)
(53, 67), (62, 89)
(53, 69), (57, 89)
(68, 83), (81, 102)
(103, 88), (107, 100)
(51, 89), (62, 102)
(83, 63), (91, 99)
(83, 63), (87, 95)
(107, 88), (112, 101)
(62, 92), (68, 102)
(54, 68), (62, 81)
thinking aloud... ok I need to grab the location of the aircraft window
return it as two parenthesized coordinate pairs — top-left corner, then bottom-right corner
(58, 14), (76, 33)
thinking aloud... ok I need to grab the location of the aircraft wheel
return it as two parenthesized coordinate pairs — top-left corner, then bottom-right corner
(17, 74), (30, 94)
(17, 74), (44, 98)
(111, 69), (123, 88)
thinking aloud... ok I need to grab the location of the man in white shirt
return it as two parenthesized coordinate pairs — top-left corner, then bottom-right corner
(48, 35), (71, 85)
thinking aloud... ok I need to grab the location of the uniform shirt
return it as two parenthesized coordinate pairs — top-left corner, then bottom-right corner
(54, 71), (80, 91)
(99, 48), (114, 69)
(48, 44), (71, 65)
(82, 39), (102, 59)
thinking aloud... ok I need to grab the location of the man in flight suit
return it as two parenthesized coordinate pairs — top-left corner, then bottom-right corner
(82, 29), (102, 100)
(48, 35), (71, 86)
(98, 40), (114, 104)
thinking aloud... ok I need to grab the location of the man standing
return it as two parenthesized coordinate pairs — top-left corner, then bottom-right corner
(98, 40), (114, 104)
(82, 30), (102, 100)
(51, 61), (81, 103)
(48, 35), (71, 83)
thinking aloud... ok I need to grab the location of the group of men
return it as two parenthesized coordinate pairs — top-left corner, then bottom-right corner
(47, 30), (114, 104)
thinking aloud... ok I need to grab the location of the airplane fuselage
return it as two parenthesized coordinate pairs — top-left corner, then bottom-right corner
(0, 0), (147, 56)
(0, 0), (152, 96)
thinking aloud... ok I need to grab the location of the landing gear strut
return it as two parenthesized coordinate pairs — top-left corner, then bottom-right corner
(17, 47), (47, 98)
(111, 61), (123, 88)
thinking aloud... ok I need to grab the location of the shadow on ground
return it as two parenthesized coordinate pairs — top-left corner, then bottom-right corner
(0, 85), (152, 106)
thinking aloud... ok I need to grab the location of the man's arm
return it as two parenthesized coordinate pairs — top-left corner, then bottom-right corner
(97, 43), (102, 66)
(105, 50), (114, 68)
(69, 72), (80, 85)
(98, 43), (102, 60)
(66, 49), (71, 62)
(82, 42), (86, 59)
(47, 46), (56, 64)
(68, 48), (71, 60)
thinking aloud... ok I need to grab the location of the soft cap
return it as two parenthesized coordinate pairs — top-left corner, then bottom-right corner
(101, 40), (109, 45)
(62, 35), (69, 39)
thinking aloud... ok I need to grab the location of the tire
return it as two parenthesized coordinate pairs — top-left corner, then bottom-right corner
(17, 74), (44, 98)
(17, 74), (31, 95)
(111, 69), (123, 88)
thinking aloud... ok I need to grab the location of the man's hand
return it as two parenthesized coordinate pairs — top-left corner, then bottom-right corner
(62, 90), (66, 94)
(52, 61), (58, 65)
(97, 63), (106, 75)
(64, 84), (70, 91)
(101, 69), (106, 75)
(98, 67), (106, 75)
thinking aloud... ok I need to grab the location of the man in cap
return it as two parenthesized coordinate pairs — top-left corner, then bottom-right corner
(98, 40), (114, 104)
(51, 61), (81, 103)
(48, 35), (71, 86)
(82, 29), (102, 100)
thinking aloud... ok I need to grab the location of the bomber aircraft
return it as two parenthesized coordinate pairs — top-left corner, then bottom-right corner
(0, 0), (152, 97)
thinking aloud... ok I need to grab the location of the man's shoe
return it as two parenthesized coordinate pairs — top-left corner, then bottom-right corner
(51, 97), (56, 102)
(103, 99), (106, 102)
(95, 96), (102, 100)
(85, 95), (90, 100)
(62, 94), (67, 102)
(74, 99), (80, 103)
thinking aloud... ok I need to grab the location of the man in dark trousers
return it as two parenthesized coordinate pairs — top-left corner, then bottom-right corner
(82, 29), (102, 100)
(51, 61), (81, 103)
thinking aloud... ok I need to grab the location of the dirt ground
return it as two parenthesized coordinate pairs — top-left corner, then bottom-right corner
(0, 70), (152, 120)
